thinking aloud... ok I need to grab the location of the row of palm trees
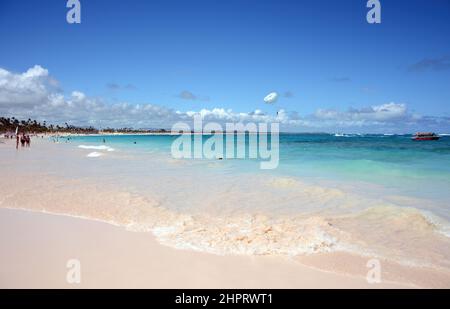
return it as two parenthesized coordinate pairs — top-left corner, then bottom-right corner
(0, 117), (98, 134)
(101, 127), (168, 133)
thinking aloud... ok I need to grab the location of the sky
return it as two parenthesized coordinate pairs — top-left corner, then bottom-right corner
(0, 0), (449, 132)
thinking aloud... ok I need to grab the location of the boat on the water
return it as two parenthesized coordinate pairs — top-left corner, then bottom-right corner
(412, 132), (440, 141)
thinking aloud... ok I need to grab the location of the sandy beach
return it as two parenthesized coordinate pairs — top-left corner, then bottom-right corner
(1, 136), (450, 288)
(0, 207), (407, 289)
(2, 0), (450, 296)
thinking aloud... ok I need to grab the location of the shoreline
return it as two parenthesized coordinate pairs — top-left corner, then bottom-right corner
(5, 204), (450, 288)
(1, 137), (450, 288)
(0, 207), (408, 289)
(7, 132), (448, 138)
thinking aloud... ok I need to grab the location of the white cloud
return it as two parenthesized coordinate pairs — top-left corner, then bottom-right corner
(0, 65), (448, 132)
(22, 65), (49, 78)
(315, 103), (407, 122)
(71, 91), (86, 101)
(0, 65), (52, 107)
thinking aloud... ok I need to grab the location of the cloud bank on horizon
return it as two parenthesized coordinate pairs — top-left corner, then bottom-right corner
(1, 65), (449, 133)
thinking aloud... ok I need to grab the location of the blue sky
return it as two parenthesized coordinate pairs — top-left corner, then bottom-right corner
(0, 0), (449, 132)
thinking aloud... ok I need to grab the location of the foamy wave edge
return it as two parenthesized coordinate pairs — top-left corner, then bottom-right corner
(129, 216), (348, 257)
(78, 145), (115, 152)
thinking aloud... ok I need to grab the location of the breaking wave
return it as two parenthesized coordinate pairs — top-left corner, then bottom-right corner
(1, 172), (449, 270)
(78, 145), (115, 152)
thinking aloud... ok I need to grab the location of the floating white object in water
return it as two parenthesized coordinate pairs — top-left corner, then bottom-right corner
(263, 92), (278, 104)
(86, 152), (103, 158)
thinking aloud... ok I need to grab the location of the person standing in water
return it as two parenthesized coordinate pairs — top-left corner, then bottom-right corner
(16, 134), (19, 149)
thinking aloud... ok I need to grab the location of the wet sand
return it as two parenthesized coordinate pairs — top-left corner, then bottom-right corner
(0, 208), (406, 288)
(1, 137), (449, 288)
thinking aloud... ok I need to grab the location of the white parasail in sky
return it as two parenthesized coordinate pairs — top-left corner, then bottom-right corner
(263, 92), (278, 104)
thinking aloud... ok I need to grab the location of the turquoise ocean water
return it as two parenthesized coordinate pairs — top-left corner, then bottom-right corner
(68, 133), (450, 209)
(33, 133), (450, 264)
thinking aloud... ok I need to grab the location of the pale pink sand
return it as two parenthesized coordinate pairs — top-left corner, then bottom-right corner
(0, 208), (406, 289)
(1, 137), (448, 288)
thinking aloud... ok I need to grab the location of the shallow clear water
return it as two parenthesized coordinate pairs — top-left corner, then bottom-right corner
(66, 133), (450, 215)
(3, 134), (450, 267)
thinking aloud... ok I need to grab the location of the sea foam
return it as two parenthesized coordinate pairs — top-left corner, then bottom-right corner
(78, 145), (115, 152)
(86, 152), (103, 158)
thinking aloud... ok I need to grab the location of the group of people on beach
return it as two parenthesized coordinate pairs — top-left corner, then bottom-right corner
(19, 134), (31, 148)
(3, 133), (31, 149)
